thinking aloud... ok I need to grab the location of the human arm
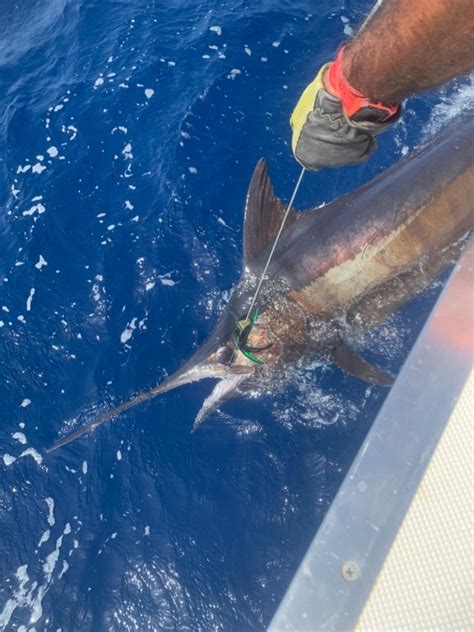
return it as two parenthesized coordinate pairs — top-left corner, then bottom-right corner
(291, 0), (474, 170)
(341, 0), (474, 102)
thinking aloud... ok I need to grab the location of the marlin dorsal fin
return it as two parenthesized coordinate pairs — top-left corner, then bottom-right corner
(243, 159), (298, 266)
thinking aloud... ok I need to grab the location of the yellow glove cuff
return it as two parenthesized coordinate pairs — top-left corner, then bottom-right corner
(290, 63), (331, 154)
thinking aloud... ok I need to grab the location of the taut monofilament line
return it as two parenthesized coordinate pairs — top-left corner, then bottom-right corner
(245, 166), (306, 322)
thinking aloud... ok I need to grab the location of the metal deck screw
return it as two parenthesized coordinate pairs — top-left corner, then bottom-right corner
(342, 561), (361, 582)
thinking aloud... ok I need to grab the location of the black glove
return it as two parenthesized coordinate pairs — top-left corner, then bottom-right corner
(290, 58), (400, 170)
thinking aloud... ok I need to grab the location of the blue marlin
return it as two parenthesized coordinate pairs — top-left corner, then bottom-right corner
(47, 116), (474, 451)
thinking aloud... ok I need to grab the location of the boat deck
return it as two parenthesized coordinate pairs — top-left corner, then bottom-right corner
(356, 370), (473, 631)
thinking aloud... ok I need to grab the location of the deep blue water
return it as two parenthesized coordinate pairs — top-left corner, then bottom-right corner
(0, 1), (471, 630)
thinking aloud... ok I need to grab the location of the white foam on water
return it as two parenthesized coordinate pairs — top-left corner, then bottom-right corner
(91, 282), (100, 302)
(58, 560), (69, 579)
(116, 450), (122, 461)
(82, 460), (88, 475)
(46, 146), (59, 158)
(26, 288), (35, 312)
(90, 274), (106, 307)
(227, 68), (241, 80)
(122, 142), (133, 160)
(272, 368), (364, 432)
(19, 448), (43, 467)
(23, 202), (46, 217)
(217, 217), (230, 228)
(45, 498), (55, 527)
(65, 124), (78, 140)
(341, 15), (353, 36)
(3, 454), (16, 466)
(35, 255), (48, 269)
(144, 88), (154, 99)
(0, 565), (29, 629)
(0, 516), (76, 628)
(421, 74), (474, 141)
(158, 274), (177, 287)
(12, 432), (27, 445)
(31, 163), (47, 175)
(42, 535), (62, 577)
(37, 529), (50, 547)
(209, 25), (222, 35)
(29, 534), (64, 624)
(120, 317), (137, 343)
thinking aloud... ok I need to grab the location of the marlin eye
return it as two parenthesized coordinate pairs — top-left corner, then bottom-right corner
(216, 345), (234, 365)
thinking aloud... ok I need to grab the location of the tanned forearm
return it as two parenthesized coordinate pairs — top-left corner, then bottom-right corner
(342, 0), (474, 102)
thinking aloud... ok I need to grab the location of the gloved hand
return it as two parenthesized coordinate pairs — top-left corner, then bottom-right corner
(290, 48), (400, 170)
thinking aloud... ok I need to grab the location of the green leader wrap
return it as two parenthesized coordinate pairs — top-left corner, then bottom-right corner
(231, 309), (267, 365)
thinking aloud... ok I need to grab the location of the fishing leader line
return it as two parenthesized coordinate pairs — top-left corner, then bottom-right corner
(245, 166), (306, 321)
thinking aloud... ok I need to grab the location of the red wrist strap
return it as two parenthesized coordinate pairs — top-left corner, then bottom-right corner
(327, 47), (400, 122)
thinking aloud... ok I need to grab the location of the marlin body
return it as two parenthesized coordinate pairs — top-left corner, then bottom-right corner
(48, 116), (474, 451)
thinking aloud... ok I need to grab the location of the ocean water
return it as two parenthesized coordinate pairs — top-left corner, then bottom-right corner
(0, 1), (472, 630)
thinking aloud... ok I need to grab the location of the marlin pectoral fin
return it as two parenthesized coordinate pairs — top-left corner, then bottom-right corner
(330, 341), (395, 387)
(191, 373), (250, 432)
